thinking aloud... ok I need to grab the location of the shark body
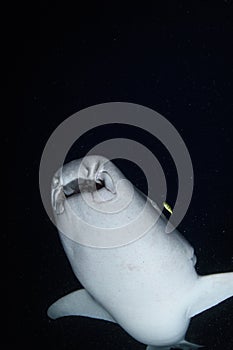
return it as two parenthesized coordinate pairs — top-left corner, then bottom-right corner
(48, 156), (233, 349)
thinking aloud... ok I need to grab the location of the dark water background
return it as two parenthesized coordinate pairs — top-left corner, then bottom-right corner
(8, 2), (233, 349)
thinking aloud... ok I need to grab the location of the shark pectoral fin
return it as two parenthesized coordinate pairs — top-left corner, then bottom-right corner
(146, 341), (203, 350)
(188, 272), (233, 318)
(47, 288), (116, 323)
(178, 340), (204, 349)
(146, 346), (171, 350)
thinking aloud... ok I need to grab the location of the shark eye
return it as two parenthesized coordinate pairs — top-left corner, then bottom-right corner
(53, 177), (59, 187)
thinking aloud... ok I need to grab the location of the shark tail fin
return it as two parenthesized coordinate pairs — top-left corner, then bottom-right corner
(47, 288), (116, 323)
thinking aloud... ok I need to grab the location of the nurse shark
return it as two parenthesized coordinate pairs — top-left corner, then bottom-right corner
(48, 155), (233, 349)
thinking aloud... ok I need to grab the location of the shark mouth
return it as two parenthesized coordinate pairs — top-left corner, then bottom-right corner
(62, 171), (116, 198)
(62, 178), (105, 198)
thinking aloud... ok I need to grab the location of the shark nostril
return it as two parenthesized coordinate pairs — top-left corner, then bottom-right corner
(96, 171), (116, 194)
(63, 179), (80, 197)
(96, 181), (105, 191)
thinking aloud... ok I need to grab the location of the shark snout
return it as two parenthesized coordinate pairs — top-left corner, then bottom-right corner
(51, 156), (117, 214)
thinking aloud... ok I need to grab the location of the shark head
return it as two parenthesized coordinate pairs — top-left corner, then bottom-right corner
(51, 155), (160, 248)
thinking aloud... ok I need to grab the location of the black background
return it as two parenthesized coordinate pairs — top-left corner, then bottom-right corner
(8, 2), (233, 349)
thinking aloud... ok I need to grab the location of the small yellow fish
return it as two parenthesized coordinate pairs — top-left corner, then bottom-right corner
(163, 202), (173, 214)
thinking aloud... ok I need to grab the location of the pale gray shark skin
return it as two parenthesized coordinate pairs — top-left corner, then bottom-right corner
(48, 156), (233, 350)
